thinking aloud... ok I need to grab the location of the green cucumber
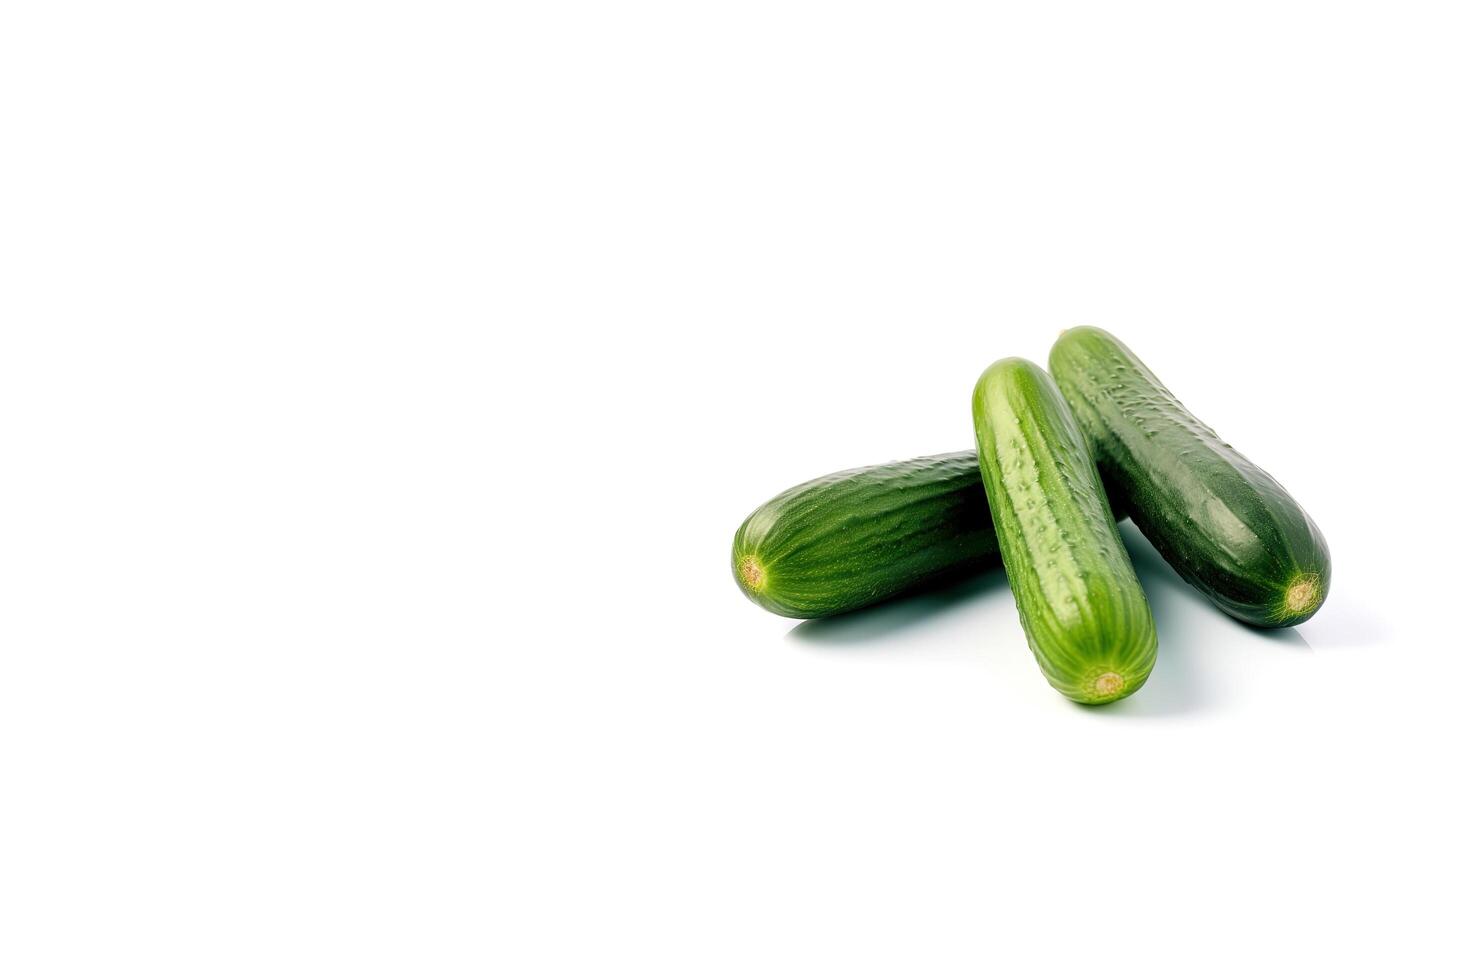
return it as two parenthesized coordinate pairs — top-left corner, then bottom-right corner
(1049, 326), (1330, 627)
(732, 453), (1001, 619)
(972, 358), (1156, 704)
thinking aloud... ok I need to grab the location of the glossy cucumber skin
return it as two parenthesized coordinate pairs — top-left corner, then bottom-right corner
(1049, 327), (1330, 627)
(732, 453), (1001, 619)
(972, 359), (1156, 704)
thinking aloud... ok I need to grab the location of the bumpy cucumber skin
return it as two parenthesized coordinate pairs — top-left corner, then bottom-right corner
(972, 359), (1157, 704)
(1049, 327), (1330, 628)
(732, 453), (1001, 619)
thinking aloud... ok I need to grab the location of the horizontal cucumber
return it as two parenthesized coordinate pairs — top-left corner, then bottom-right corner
(972, 358), (1157, 704)
(1049, 326), (1330, 627)
(732, 453), (1001, 619)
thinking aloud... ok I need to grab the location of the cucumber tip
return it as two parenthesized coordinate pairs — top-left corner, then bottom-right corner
(738, 555), (765, 591)
(1093, 672), (1126, 698)
(1284, 574), (1321, 615)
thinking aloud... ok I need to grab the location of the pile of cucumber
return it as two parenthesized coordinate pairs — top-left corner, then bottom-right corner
(731, 327), (1330, 705)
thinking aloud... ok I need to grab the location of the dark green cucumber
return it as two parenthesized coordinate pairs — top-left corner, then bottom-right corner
(732, 453), (1001, 619)
(972, 358), (1156, 704)
(1049, 326), (1330, 628)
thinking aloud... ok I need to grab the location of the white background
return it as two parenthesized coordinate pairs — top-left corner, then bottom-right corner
(2, 2), (1467, 977)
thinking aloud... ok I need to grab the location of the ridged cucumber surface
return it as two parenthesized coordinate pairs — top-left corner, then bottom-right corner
(1049, 326), (1330, 627)
(732, 453), (1000, 619)
(972, 358), (1156, 704)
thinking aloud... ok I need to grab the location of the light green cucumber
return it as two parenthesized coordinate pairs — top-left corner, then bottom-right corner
(972, 358), (1157, 704)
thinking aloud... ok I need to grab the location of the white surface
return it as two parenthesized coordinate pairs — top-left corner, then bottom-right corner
(3, 2), (1468, 977)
